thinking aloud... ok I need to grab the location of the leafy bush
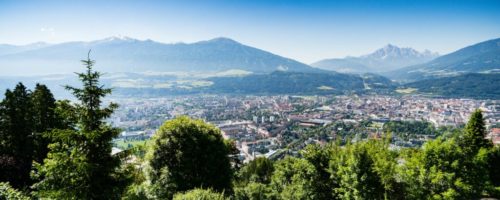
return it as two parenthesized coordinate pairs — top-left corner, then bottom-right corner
(173, 188), (226, 200)
(0, 182), (30, 200)
(146, 116), (233, 199)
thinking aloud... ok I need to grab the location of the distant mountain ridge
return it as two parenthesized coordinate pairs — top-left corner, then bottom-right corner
(387, 38), (500, 81)
(312, 44), (438, 73)
(403, 73), (500, 99)
(0, 36), (320, 76)
(0, 42), (49, 56)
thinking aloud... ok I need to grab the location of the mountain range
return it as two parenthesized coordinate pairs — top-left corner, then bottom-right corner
(386, 38), (500, 82)
(0, 36), (319, 76)
(0, 36), (499, 99)
(312, 44), (439, 73)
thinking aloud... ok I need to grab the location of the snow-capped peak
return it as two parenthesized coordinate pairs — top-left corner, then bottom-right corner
(364, 44), (438, 60)
(106, 35), (135, 41)
(91, 35), (138, 44)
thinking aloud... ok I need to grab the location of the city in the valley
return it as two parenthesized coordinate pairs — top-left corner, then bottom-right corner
(110, 94), (500, 162)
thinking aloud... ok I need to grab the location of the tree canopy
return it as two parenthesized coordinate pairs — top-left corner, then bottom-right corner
(146, 116), (233, 199)
(33, 52), (129, 199)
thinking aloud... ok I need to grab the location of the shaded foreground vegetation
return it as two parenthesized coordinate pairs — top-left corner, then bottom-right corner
(0, 56), (499, 199)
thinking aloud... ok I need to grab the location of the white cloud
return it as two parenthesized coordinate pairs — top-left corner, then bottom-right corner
(40, 27), (56, 37)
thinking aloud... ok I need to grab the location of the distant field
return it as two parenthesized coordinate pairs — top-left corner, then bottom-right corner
(114, 139), (149, 150)
(317, 85), (334, 90)
(395, 88), (417, 94)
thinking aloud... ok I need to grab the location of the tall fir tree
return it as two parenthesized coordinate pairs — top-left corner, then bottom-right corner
(0, 83), (34, 189)
(462, 109), (492, 153)
(34, 52), (129, 199)
(455, 109), (492, 198)
(31, 84), (59, 163)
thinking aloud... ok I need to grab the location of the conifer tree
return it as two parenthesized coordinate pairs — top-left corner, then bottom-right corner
(462, 109), (492, 153)
(459, 109), (492, 197)
(0, 83), (34, 189)
(34, 52), (129, 199)
(31, 83), (59, 163)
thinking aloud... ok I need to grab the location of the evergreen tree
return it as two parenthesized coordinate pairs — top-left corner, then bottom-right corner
(53, 99), (78, 129)
(459, 109), (492, 196)
(31, 84), (59, 163)
(33, 52), (129, 199)
(462, 109), (492, 153)
(488, 147), (500, 194)
(0, 83), (34, 189)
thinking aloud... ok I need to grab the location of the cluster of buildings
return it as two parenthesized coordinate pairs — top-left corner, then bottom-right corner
(109, 95), (500, 162)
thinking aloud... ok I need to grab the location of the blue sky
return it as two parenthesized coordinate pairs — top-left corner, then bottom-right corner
(0, 0), (499, 63)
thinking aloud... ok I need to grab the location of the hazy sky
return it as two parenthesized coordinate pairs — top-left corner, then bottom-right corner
(1, 0), (499, 63)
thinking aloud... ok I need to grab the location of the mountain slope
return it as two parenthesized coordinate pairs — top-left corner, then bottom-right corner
(311, 58), (371, 73)
(0, 37), (319, 76)
(388, 38), (500, 81)
(0, 42), (49, 56)
(110, 71), (396, 96)
(207, 71), (365, 94)
(312, 44), (438, 73)
(404, 73), (500, 99)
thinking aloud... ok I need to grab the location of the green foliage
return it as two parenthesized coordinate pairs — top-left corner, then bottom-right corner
(146, 116), (233, 199)
(208, 71), (366, 95)
(33, 54), (129, 199)
(238, 157), (274, 184)
(120, 163), (149, 200)
(173, 188), (227, 200)
(31, 84), (60, 163)
(397, 110), (495, 199)
(405, 73), (500, 99)
(32, 129), (93, 198)
(383, 120), (437, 139)
(53, 99), (78, 129)
(0, 182), (30, 200)
(270, 157), (317, 200)
(461, 110), (492, 153)
(234, 157), (274, 200)
(459, 110), (492, 197)
(0, 55), (498, 200)
(0, 83), (34, 189)
(301, 144), (339, 200)
(400, 137), (489, 199)
(234, 182), (272, 200)
(334, 141), (387, 200)
(64, 53), (118, 132)
(489, 146), (500, 187)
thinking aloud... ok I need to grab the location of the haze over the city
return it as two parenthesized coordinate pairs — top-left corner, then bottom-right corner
(1, 0), (500, 63)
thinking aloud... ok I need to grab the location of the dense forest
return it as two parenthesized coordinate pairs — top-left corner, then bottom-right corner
(1, 57), (499, 199)
(405, 73), (500, 99)
(112, 71), (397, 97)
